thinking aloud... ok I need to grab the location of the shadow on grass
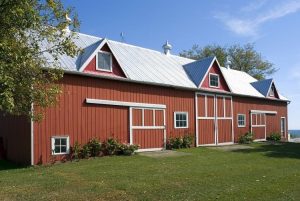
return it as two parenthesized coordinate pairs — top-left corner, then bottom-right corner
(231, 142), (300, 159)
(0, 160), (25, 171)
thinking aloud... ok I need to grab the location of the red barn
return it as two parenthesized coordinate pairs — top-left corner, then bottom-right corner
(0, 34), (289, 165)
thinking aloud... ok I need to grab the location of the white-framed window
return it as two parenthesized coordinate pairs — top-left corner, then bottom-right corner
(237, 114), (246, 127)
(174, 112), (188, 128)
(269, 85), (275, 96)
(96, 51), (112, 72)
(280, 117), (286, 136)
(209, 73), (219, 88)
(51, 136), (70, 155)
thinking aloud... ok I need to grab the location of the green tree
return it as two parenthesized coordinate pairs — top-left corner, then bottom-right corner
(0, 0), (80, 120)
(180, 43), (276, 80)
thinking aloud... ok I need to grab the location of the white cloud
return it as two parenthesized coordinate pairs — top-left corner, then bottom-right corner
(215, 0), (300, 37)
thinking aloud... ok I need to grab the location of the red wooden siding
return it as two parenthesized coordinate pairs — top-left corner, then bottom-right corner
(198, 120), (215, 144)
(133, 129), (164, 149)
(83, 44), (126, 78)
(34, 74), (195, 164)
(252, 127), (265, 140)
(200, 62), (230, 92)
(133, 109), (142, 126)
(155, 110), (164, 126)
(0, 113), (31, 165)
(218, 120), (232, 143)
(233, 96), (288, 142)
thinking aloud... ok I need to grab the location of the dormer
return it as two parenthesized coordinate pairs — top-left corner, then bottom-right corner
(184, 56), (231, 92)
(251, 78), (279, 99)
(79, 39), (127, 78)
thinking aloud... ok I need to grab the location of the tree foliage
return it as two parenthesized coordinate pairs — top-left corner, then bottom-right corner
(180, 43), (277, 80)
(0, 0), (80, 120)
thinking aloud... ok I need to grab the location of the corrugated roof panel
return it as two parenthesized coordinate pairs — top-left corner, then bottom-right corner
(39, 31), (288, 101)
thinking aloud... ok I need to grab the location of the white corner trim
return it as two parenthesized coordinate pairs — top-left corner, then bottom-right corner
(86, 98), (166, 109)
(250, 110), (277, 114)
(30, 103), (34, 166)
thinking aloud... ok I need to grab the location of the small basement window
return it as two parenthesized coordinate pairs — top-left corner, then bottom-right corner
(209, 73), (219, 88)
(51, 136), (70, 155)
(96, 51), (112, 72)
(237, 114), (246, 127)
(174, 112), (188, 128)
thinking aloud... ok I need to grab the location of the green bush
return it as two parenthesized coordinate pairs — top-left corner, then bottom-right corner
(81, 144), (91, 159)
(87, 138), (101, 157)
(267, 132), (281, 142)
(71, 141), (81, 160)
(238, 132), (253, 144)
(166, 135), (194, 150)
(101, 138), (120, 156)
(118, 143), (139, 156)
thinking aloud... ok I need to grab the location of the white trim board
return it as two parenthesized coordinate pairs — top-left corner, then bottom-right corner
(250, 110), (277, 114)
(86, 98), (166, 109)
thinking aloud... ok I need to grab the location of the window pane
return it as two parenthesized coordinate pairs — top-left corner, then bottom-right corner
(176, 121), (180, 127)
(54, 146), (60, 153)
(176, 114), (180, 121)
(210, 75), (219, 87)
(61, 146), (67, 153)
(54, 139), (60, 146)
(61, 138), (67, 146)
(182, 114), (186, 120)
(98, 52), (111, 71)
(182, 121), (187, 127)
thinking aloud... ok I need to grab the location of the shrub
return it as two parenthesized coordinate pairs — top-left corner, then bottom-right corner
(267, 132), (281, 142)
(81, 144), (91, 159)
(87, 138), (101, 157)
(101, 138), (120, 155)
(71, 141), (82, 160)
(238, 132), (253, 144)
(118, 143), (139, 156)
(166, 135), (194, 149)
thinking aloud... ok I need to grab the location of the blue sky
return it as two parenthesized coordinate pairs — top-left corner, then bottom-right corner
(63, 0), (300, 129)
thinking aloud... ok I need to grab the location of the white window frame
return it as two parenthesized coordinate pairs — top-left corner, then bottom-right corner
(280, 117), (286, 136)
(209, 73), (220, 88)
(51, 136), (70, 155)
(174, 112), (189, 129)
(237, 114), (246, 127)
(96, 50), (113, 72)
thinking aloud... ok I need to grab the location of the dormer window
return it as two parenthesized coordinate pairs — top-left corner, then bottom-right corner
(96, 51), (112, 72)
(209, 73), (219, 88)
(269, 85), (275, 96)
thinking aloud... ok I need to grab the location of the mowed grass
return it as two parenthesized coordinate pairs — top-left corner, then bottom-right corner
(1, 143), (300, 201)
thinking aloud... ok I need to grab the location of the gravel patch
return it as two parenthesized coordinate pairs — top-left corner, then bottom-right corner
(208, 144), (254, 151)
(138, 150), (192, 158)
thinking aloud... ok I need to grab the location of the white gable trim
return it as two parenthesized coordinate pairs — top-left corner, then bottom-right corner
(198, 57), (232, 92)
(79, 38), (108, 72)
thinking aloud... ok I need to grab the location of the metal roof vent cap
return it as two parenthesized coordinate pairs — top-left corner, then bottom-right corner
(225, 55), (232, 69)
(162, 40), (172, 55)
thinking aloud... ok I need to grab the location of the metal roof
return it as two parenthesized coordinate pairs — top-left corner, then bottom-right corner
(41, 31), (288, 101)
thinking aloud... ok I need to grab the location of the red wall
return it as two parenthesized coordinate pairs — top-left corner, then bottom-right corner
(201, 62), (230, 92)
(233, 96), (288, 141)
(0, 113), (31, 165)
(33, 74), (195, 164)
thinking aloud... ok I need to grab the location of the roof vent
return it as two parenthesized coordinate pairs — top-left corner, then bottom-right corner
(162, 40), (172, 55)
(225, 56), (232, 69)
(63, 14), (72, 33)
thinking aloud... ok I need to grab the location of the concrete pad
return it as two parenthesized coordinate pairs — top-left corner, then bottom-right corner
(208, 144), (254, 151)
(138, 150), (191, 158)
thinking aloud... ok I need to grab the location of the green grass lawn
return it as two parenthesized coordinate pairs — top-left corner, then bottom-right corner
(1, 142), (300, 201)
